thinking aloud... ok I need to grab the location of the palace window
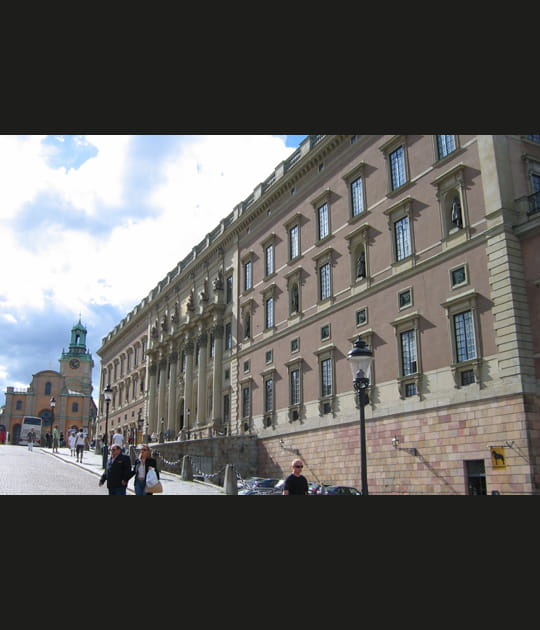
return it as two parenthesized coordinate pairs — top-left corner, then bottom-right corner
(390, 146), (407, 190)
(264, 296), (274, 329)
(436, 134), (457, 160)
(243, 259), (253, 292)
(391, 312), (422, 399)
(314, 344), (336, 416)
(442, 289), (482, 388)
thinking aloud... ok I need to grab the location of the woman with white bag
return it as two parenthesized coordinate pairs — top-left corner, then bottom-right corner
(132, 444), (161, 495)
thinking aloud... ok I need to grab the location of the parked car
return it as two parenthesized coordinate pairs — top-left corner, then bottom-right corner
(308, 482), (324, 495)
(237, 476), (265, 489)
(321, 485), (362, 495)
(238, 478), (281, 494)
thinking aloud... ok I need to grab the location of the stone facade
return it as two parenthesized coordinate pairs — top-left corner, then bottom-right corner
(3, 320), (96, 443)
(96, 135), (540, 494)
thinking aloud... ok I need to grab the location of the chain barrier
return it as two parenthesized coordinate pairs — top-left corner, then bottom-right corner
(142, 447), (269, 490)
(152, 449), (233, 484)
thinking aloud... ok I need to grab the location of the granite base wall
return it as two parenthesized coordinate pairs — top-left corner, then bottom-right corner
(149, 435), (258, 486)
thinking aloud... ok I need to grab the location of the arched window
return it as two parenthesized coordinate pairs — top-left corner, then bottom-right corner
(45, 382), (52, 395)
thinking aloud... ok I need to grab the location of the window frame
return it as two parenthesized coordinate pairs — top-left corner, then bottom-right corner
(314, 344), (336, 416)
(380, 136), (410, 195)
(313, 246), (335, 306)
(243, 258), (253, 292)
(384, 197), (415, 269)
(285, 356), (304, 421)
(342, 161), (367, 222)
(311, 189), (333, 245)
(262, 233), (276, 279)
(435, 134), (458, 161)
(442, 289), (482, 388)
(391, 312), (422, 400)
(284, 214), (303, 263)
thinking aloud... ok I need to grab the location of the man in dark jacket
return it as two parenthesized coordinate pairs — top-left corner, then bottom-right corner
(99, 445), (132, 495)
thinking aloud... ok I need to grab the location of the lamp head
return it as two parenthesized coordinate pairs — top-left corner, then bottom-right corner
(103, 384), (113, 402)
(347, 336), (373, 384)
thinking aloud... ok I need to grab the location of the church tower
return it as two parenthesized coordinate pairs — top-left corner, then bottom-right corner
(59, 318), (94, 396)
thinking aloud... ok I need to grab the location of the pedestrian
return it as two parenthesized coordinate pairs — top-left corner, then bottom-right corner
(74, 428), (86, 462)
(52, 425), (60, 452)
(68, 431), (76, 457)
(27, 428), (36, 452)
(282, 458), (309, 495)
(98, 445), (132, 495)
(112, 428), (124, 452)
(45, 431), (52, 448)
(132, 444), (160, 495)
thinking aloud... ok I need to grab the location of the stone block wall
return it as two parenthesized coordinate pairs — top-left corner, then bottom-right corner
(257, 393), (539, 495)
(149, 435), (258, 485)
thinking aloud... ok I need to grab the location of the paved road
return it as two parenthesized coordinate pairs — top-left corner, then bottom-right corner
(0, 444), (111, 495)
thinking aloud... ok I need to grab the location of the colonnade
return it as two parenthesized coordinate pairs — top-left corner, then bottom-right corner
(145, 317), (226, 441)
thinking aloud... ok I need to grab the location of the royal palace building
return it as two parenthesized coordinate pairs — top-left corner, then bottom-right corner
(96, 134), (540, 494)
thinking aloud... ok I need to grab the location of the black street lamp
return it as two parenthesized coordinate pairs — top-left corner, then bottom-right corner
(101, 384), (113, 469)
(137, 410), (144, 446)
(49, 397), (56, 449)
(347, 336), (374, 496)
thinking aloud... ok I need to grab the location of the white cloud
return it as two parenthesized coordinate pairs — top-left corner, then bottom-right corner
(0, 134), (299, 406)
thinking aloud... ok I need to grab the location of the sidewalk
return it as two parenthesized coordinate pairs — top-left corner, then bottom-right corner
(41, 446), (224, 495)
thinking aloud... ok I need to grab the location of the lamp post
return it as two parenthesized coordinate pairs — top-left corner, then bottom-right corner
(49, 397), (56, 449)
(101, 384), (112, 470)
(137, 410), (143, 446)
(347, 336), (374, 496)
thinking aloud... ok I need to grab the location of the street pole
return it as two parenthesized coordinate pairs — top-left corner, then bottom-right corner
(356, 384), (369, 496)
(347, 336), (373, 497)
(50, 397), (56, 449)
(102, 384), (112, 470)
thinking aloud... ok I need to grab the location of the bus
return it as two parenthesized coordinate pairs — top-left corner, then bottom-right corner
(19, 416), (43, 446)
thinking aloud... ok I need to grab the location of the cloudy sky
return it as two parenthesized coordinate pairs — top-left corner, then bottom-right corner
(0, 134), (307, 407)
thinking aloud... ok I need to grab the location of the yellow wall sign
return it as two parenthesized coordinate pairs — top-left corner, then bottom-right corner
(490, 447), (507, 468)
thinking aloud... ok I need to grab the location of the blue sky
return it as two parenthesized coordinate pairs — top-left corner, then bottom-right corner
(0, 134), (307, 407)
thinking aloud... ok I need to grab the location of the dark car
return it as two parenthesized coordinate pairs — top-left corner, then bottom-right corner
(322, 485), (362, 495)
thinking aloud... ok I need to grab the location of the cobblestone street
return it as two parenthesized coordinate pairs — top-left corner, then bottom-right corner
(0, 444), (225, 495)
(0, 444), (110, 494)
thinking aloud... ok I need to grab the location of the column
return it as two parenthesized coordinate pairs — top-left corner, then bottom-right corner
(167, 349), (178, 438)
(196, 330), (208, 426)
(147, 363), (158, 437)
(156, 356), (167, 440)
(212, 323), (224, 430)
(183, 339), (194, 435)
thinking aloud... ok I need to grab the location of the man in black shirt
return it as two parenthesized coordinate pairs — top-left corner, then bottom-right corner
(283, 459), (309, 495)
(98, 445), (132, 495)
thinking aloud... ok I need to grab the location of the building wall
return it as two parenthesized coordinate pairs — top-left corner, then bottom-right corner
(97, 134), (540, 494)
(96, 308), (148, 445)
(257, 393), (539, 494)
(4, 368), (95, 442)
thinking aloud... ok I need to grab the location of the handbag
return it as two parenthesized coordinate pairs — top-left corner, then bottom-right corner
(145, 480), (163, 494)
(144, 466), (163, 494)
